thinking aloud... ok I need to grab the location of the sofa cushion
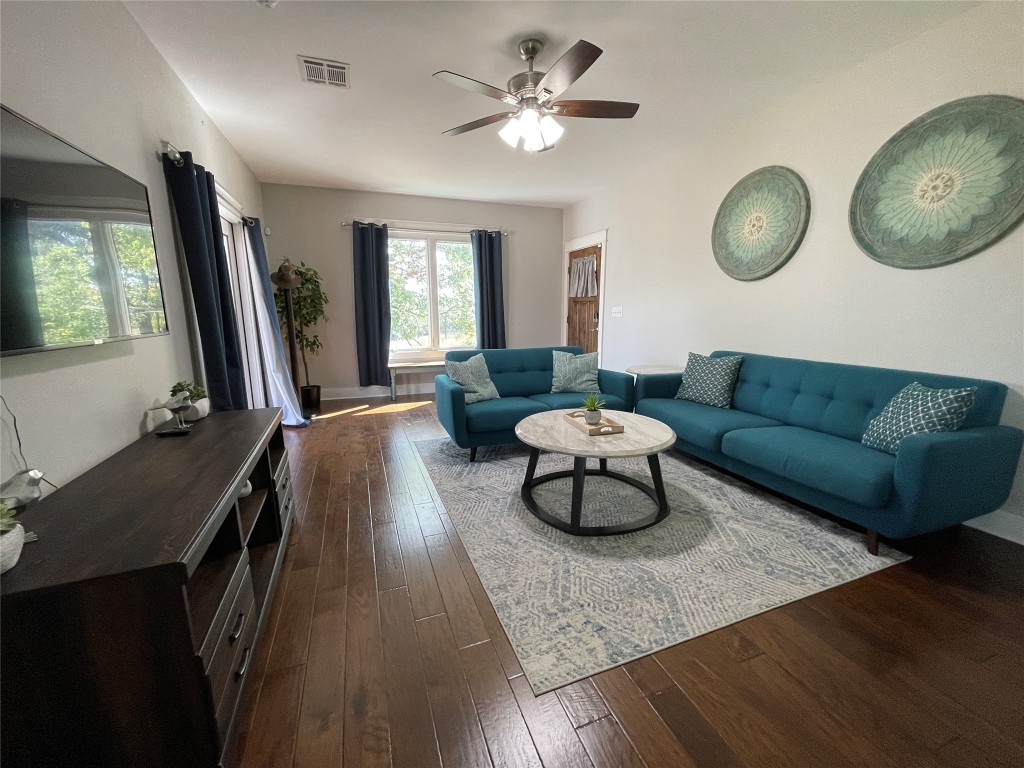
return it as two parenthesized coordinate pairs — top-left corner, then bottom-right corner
(551, 350), (600, 393)
(529, 392), (629, 412)
(862, 382), (977, 454)
(445, 353), (499, 404)
(722, 426), (896, 508)
(676, 353), (743, 408)
(465, 397), (548, 433)
(636, 397), (784, 451)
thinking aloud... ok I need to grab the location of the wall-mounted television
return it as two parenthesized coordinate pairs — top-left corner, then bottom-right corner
(1, 105), (169, 356)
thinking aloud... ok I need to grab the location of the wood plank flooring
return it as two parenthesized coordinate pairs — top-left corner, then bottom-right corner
(233, 395), (1024, 768)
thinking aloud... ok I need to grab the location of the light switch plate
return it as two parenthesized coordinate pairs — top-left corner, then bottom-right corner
(611, 306), (623, 317)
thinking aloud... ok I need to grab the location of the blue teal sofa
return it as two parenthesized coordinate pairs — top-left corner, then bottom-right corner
(636, 351), (1022, 552)
(436, 346), (635, 461)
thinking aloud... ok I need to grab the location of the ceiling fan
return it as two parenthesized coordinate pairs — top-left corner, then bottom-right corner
(433, 38), (640, 152)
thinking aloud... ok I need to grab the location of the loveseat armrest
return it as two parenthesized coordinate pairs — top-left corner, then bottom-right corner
(636, 373), (683, 402)
(434, 374), (470, 447)
(893, 425), (1024, 535)
(598, 369), (635, 411)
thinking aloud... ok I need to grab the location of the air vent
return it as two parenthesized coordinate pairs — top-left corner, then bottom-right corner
(297, 55), (350, 88)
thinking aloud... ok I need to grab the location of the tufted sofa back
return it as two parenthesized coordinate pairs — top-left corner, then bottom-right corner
(714, 351), (1008, 441)
(445, 347), (583, 397)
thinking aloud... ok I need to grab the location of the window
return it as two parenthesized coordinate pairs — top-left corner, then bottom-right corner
(388, 232), (476, 358)
(27, 210), (166, 345)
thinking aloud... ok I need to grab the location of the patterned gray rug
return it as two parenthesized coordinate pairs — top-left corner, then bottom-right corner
(415, 439), (909, 694)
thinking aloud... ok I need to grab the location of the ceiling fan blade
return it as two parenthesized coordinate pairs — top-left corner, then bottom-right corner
(534, 40), (602, 102)
(550, 100), (640, 119)
(433, 71), (519, 105)
(442, 112), (515, 137)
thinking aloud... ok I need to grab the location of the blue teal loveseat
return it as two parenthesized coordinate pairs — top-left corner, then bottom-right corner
(436, 346), (634, 461)
(636, 351), (1022, 551)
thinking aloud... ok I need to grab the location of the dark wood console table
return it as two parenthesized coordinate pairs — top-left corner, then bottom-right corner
(1, 408), (294, 768)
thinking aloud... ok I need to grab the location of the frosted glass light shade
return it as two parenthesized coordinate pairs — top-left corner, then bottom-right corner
(540, 115), (564, 145)
(498, 118), (520, 148)
(519, 108), (544, 152)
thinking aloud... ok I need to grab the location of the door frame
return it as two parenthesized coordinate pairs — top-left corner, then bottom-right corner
(561, 229), (608, 362)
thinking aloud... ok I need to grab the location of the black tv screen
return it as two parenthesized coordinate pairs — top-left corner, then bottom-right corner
(1, 105), (168, 356)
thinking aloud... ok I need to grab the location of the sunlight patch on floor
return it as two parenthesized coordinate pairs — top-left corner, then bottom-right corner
(311, 404), (370, 420)
(355, 401), (432, 415)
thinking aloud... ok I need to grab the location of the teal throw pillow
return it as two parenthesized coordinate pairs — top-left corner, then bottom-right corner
(675, 352), (743, 408)
(862, 382), (977, 454)
(551, 350), (600, 393)
(445, 353), (500, 404)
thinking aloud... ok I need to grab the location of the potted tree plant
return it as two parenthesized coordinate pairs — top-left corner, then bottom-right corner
(274, 260), (329, 416)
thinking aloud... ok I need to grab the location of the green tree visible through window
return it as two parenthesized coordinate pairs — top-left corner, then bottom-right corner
(388, 236), (476, 353)
(110, 222), (165, 335)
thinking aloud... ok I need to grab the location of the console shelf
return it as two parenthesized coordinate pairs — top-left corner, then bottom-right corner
(0, 409), (293, 768)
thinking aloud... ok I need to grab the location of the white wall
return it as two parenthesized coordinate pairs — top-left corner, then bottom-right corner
(0, 2), (263, 486)
(564, 3), (1024, 522)
(260, 185), (564, 398)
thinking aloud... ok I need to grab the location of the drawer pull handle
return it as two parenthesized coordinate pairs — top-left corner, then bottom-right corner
(235, 646), (252, 678)
(229, 611), (247, 643)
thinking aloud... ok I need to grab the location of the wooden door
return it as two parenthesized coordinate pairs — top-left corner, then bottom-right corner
(567, 245), (601, 353)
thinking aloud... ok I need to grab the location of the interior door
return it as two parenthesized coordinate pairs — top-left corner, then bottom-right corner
(566, 245), (601, 353)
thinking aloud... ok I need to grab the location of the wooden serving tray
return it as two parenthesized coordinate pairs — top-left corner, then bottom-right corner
(563, 411), (625, 436)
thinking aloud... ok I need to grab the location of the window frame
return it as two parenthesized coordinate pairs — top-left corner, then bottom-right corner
(388, 229), (476, 362)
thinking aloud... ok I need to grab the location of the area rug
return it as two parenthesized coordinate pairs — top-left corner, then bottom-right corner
(415, 439), (909, 693)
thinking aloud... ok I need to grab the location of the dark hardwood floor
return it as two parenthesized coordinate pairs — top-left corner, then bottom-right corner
(232, 395), (1024, 768)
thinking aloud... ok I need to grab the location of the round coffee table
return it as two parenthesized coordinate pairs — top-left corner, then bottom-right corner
(514, 410), (677, 536)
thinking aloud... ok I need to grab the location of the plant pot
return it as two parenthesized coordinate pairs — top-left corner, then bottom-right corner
(585, 409), (602, 425)
(185, 397), (211, 422)
(301, 385), (321, 417)
(1, 523), (25, 574)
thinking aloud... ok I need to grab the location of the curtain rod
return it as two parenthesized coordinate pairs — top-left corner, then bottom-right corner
(341, 219), (508, 236)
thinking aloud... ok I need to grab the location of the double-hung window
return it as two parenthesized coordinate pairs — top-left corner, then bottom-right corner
(388, 231), (476, 359)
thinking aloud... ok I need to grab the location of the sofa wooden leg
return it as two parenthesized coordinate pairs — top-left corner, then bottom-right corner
(866, 529), (879, 556)
(469, 447), (477, 463)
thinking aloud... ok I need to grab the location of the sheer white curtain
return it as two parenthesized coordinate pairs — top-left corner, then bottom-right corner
(569, 254), (598, 297)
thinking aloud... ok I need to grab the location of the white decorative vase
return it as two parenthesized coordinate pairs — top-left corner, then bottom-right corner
(185, 398), (211, 421)
(1, 524), (25, 574)
(585, 409), (602, 425)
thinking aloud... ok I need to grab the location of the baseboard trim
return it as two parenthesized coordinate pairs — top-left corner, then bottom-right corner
(322, 383), (436, 401)
(964, 509), (1024, 546)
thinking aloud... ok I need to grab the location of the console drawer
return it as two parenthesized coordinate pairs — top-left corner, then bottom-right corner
(207, 565), (255, 708)
(215, 592), (260, 745)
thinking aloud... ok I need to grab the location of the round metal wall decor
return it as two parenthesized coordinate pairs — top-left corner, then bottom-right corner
(712, 165), (810, 281)
(850, 95), (1024, 269)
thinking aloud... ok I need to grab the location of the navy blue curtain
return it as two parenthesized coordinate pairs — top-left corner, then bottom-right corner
(352, 221), (391, 387)
(470, 229), (506, 349)
(162, 152), (247, 411)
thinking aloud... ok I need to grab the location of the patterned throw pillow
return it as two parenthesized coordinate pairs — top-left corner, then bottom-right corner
(674, 353), (743, 408)
(551, 351), (600, 393)
(445, 353), (500, 404)
(862, 382), (977, 454)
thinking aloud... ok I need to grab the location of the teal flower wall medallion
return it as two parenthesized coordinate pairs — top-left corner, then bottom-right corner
(850, 95), (1024, 268)
(712, 166), (810, 280)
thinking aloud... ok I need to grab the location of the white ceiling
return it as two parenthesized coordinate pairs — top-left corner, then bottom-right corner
(127, 1), (973, 208)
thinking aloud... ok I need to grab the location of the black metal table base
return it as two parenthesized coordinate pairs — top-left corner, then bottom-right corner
(520, 448), (670, 536)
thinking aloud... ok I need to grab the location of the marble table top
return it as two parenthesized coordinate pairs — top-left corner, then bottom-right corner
(625, 364), (685, 375)
(515, 409), (677, 459)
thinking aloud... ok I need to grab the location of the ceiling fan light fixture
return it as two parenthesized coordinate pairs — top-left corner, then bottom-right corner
(498, 117), (521, 148)
(519, 108), (546, 152)
(539, 114), (564, 146)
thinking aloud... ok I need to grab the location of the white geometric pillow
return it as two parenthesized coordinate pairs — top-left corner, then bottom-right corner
(445, 353), (500, 404)
(674, 353), (743, 408)
(862, 382), (976, 455)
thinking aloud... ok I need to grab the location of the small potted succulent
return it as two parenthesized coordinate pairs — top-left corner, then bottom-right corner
(0, 500), (25, 574)
(581, 393), (606, 425)
(171, 381), (210, 421)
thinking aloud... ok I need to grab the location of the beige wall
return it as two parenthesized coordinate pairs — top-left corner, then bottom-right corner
(564, 3), (1024, 526)
(260, 185), (564, 398)
(0, 1), (263, 486)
